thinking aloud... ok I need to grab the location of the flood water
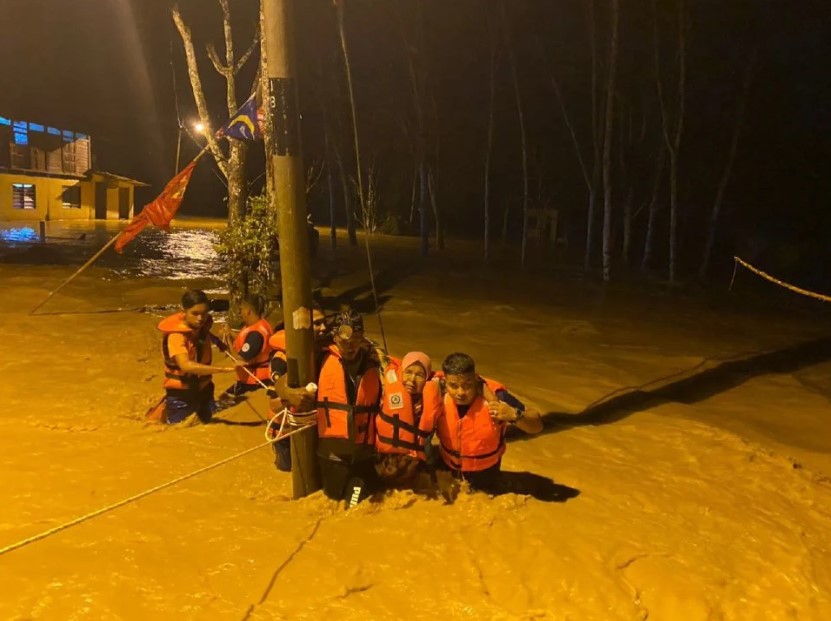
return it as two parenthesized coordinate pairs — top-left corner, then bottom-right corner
(0, 219), (223, 280)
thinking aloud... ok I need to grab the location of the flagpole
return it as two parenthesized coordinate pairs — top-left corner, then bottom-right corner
(29, 232), (124, 316)
(29, 144), (214, 316)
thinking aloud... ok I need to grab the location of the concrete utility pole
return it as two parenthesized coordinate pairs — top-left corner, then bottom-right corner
(262, 0), (320, 498)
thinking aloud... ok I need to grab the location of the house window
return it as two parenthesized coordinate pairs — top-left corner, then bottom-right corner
(62, 185), (81, 209)
(12, 183), (36, 210)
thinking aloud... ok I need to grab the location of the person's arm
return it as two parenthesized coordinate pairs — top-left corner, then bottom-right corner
(270, 374), (317, 411)
(236, 331), (265, 362)
(482, 384), (543, 434)
(487, 398), (543, 434)
(168, 333), (234, 375)
(173, 352), (235, 376)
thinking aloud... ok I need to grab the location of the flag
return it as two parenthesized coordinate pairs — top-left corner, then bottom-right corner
(115, 160), (197, 253)
(218, 94), (264, 141)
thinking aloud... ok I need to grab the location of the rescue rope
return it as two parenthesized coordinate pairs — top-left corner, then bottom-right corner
(0, 425), (312, 558)
(733, 256), (831, 303)
(335, 0), (389, 354)
(265, 407), (317, 443)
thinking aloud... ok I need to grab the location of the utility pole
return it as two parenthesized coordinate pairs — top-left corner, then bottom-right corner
(262, 0), (320, 498)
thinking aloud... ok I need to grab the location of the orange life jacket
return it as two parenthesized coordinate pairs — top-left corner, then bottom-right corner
(158, 313), (213, 391)
(233, 318), (274, 384)
(316, 345), (381, 446)
(375, 360), (441, 460)
(436, 377), (508, 472)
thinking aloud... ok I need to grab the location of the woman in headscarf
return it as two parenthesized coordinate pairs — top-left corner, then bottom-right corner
(374, 351), (441, 486)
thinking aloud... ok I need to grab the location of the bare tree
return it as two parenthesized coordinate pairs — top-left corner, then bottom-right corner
(653, 0), (687, 283)
(333, 0), (362, 247)
(699, 49), (756, 280)
(600, 0), (620, 282)
(618, 99), (648, 269)
(537, 36), (593, 265)
(641, 140), (666, 271)
(172, 1), (258, 223)
(428, 91), (444, 250)
(396, 1), (435, 256)
(502, 1), (530, 267)
(585, 0), (604, 272)
(483, 4), (498, 261)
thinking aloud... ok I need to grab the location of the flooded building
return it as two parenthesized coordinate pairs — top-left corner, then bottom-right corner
(0, 114), (146, 222)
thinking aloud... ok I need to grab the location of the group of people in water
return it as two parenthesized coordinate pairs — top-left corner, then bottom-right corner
(156, 289), (543, 503)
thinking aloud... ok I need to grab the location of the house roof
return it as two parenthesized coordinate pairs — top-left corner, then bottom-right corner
(86, 170), (149, 187)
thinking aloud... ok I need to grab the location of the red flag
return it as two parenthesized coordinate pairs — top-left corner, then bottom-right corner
(115, 160), (198, 253)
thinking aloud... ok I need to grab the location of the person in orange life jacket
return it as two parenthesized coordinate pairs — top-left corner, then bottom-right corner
(374, 351), (441, 486)
(315, 310), (383, 502)
(435, 352), (543, 492)
(159, 289), (237, 424)
(218, 294), (274, 401)
(267, 306), (329, 472)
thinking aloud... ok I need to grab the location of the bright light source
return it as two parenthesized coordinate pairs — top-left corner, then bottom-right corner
(193, 121), (205, 134)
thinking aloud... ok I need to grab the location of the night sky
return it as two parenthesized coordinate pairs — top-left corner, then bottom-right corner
(1, 0), (830, 278)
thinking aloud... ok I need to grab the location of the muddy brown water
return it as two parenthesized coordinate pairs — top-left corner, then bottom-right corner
(1, 220), (831, 619)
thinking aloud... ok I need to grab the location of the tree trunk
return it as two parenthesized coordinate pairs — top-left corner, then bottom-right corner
(641, 144), (666, 271)
(419, 163), (429, 256)
(484, 8), (498, 261)
(334, 0), (365, 248)
(427, 169), (443, 250)
(622, 189), (633, 267)
(335, 152), (357, 246)
(668, 148), (679, 283)
(398, 4), (431, 256)
(653, 0), (687, 284)
(409, 167), (418, 225)
(226, 140), (248, 222)
(503, 1), (529, 267)
(537, 35), (592, 256)
(326, 152), (337, 250)
(174, 0), (257, 321)
(319, 79), (337, 250)
(601, 0), (620, 282)
(699, 50), (755, 280)
(584, 0), (602, 272)
(172, 6), (229, 177)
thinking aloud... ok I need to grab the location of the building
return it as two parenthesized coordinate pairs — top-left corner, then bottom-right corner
(0, 114), (147, 222)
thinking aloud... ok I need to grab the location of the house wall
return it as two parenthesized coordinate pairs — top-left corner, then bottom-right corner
(0, 172), (94, 221)
(90, 175), (134, 220)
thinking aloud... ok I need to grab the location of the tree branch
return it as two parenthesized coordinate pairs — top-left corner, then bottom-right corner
(206, 42), (229, 77)
(218, 0), (237, 116)
(236, 34), (259, 74)
(172, 3), (229, 177)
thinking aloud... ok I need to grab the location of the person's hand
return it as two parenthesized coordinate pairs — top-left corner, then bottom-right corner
(488, 400), (519, 423)
(285, 386), (316, 411)
(219, 324), (236, 347)
(215, 365), (236, 373)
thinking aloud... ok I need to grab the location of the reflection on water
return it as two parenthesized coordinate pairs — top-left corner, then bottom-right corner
(0, 221), (223, 281)
(0, 227), (39, 243)
(109, 229), (221, 280)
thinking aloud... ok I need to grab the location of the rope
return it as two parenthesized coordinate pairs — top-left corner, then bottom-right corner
(265, 407), (317, 443)
(335, 0), (389, 354)
(0, 436), (292, 557)
(733, 256), (831, 303)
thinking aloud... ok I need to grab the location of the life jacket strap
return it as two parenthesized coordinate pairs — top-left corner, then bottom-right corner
(377, 411), (431, 438)
(376, 433), (425, 454)
(315, 401), (379, 415)
(439, 438), (505, 461)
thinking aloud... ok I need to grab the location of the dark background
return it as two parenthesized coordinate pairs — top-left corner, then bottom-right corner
(1, 0), (830, 280)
